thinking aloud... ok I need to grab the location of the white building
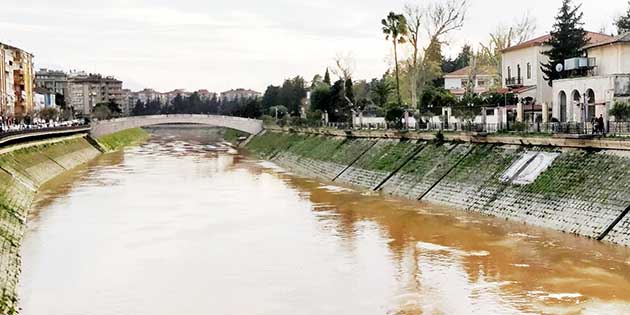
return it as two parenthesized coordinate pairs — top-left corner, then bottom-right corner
(500, 32), (612, 121)
(220, 88), (261, 102)
(444, 65), (496, 99)
(552, 33), (630, 123)
(33, 87), (56, 110)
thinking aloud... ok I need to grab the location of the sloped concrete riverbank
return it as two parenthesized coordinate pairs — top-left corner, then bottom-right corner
(0, 128), (148, 314)
(245, 131), (630, 247)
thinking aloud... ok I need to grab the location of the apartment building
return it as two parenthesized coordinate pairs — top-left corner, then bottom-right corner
(220, 88), (261, 102)
(35, 69), (68, 96)
(67, 73), (123, 117)
(0, 42), (35, 117)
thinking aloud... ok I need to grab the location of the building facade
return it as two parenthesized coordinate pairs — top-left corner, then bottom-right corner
(67, 73), (124, 117)
(552, 33), (630, 123)
(0, 42), (35, 118)
(500, 32), (613, 122)
(444, 65), (497, 99)
(35, 69), (68, 97)
(220, 88), (261, 102)
(33, 87), (56, 110)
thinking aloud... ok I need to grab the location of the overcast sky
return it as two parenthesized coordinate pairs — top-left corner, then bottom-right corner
(0, 0), (626, 92)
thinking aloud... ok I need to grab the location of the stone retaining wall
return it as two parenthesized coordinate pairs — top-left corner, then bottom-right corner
(246, 131), (630, 248)
(0, 137), (102, 314)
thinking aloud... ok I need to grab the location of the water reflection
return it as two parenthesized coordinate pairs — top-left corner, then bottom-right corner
(19, 129), (630, 315)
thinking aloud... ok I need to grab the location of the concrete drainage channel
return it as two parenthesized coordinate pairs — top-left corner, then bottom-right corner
(245, 131), (630, 247)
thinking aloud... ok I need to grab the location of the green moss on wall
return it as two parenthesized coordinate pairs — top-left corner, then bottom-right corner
(245, 132), (307, 159)
(222, 129), (248, 143)
(97, 128), (150, 152)
(0, 137), (103, 315)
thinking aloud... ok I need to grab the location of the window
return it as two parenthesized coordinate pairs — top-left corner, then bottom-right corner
(478, 80), (487, 87)
(461, 79), (469, 87)
(527, 63), (532, 79)
(486, 109), (495, 116)
(507, 66), (512, 79)
(517, 64), (521, 79)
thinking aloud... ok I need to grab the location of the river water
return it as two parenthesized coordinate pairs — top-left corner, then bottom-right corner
(19, 128), (630, 315)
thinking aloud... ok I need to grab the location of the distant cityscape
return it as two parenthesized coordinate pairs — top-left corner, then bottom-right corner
(0, 42), (261, 120)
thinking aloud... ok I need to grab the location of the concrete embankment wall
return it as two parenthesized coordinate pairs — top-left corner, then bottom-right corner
(0, 128), (148, 314)
(0, 136), (101, 313)
(246, 131), (630, 247)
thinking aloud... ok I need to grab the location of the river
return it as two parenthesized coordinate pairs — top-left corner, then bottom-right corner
(18, 128), (630, 315)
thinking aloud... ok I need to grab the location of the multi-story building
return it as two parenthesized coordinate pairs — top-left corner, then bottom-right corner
(0, 42), (35, 118)
(444, 65), (497, 99)
(220, 88), (261, 102)
(196, 89), (217, 101)
(67, 73), (123, 117)
(552, 32), (630, 123)
(35, 69), (68, 96)
(500, 32), (612, 122)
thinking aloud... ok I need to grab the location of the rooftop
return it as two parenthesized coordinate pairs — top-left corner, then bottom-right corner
(445, 65), (496, 77)
(501, 31), (613, 53)
(583, 32), (630, 50)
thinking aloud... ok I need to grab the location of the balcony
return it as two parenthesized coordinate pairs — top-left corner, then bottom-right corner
(505, 77), (523, 87)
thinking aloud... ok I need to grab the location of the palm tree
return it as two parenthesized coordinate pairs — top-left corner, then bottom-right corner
(382, 12), (408, 107)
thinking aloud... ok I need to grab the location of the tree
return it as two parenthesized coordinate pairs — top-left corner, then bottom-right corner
(38, 107), (59, 121)
(261, 85), (281, 112)
(541, 0), (588, 86)
(385, 106), (405, 128)
(616, 1), (630, 34)
(480, 15), (537, 82)
(344, 78), (355, 109)
(404, 4), (423, 109)
(323, 68), (332, 86)
(611, 100), (630, 120)
(278, 76), (307, 116)
(132, 99), (144, 116)
(369, 77), (394, 108)
(382, 12), (408, 106)
(442, 44), (472, 74)
(332, 52), (355, 81)
(310, 74), (323, 89)
(92, 103), (112, 120)
(310, 84), (332, 115)
(419, 0), (468, 90)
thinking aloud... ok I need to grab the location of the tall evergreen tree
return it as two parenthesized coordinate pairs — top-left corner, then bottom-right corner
(323, 68), (332, 86)
(541, 0), (588, 86)
(616, 1), (630, 34)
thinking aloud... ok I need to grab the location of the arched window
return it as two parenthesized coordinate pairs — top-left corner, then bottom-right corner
(527, 63), (532, 79)
(507, 66), (511, 79)
(559, 91), (567, 122)
(517, 64), (521, 80)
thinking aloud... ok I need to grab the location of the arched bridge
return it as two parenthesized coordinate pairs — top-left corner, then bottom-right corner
(90, 114), (264, 138)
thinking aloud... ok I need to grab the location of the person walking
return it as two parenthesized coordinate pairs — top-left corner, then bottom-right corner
(597, 114), (605, 136)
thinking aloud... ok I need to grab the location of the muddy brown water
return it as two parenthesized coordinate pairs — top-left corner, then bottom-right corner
(18, 129), (630, 315)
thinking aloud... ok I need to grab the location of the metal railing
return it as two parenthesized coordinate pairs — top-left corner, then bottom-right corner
(0, 124), (90, 141)
(272, 120), (630, 137)
(505, 77), (523, 87)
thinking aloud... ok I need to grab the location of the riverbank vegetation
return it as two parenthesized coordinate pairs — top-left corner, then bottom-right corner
(97, 128), (150, 151)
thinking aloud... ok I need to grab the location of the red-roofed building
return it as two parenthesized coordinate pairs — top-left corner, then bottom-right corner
(444, 65), (497, 99)
(501, 31), (614, 122)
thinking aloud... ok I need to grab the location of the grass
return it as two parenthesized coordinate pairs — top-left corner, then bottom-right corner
(97, 128), (150, 152)
(222, 128), (249, 143)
